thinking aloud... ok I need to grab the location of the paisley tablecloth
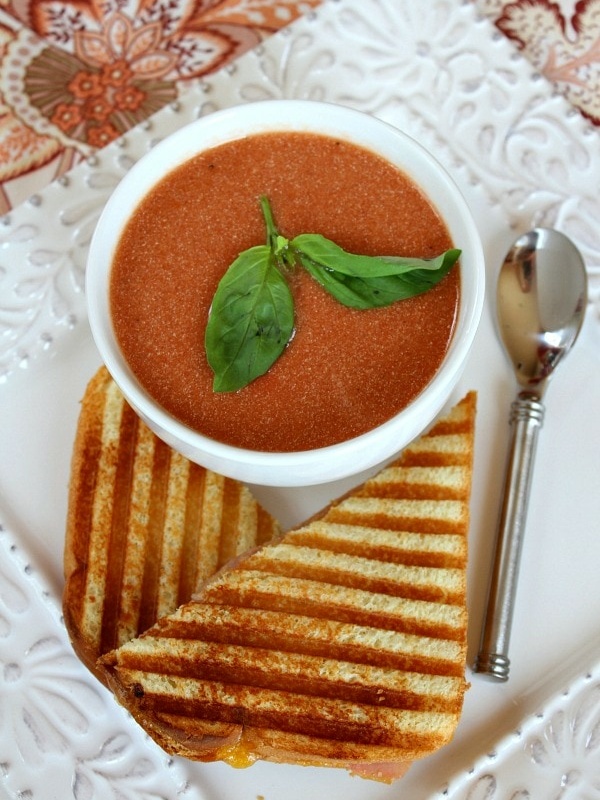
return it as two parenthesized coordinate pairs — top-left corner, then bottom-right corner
(1, 0), (599, 214)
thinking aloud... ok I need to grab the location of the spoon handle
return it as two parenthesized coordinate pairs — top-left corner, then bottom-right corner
(474, 393), (545, 681)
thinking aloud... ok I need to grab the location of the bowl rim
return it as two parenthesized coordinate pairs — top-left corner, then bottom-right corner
(86, 99), (485, 485)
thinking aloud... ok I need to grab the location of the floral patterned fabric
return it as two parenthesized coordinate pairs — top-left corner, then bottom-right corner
(477, 0), (600, 125)
(0, 0), (320, 211)
(0, 0), (599, 212)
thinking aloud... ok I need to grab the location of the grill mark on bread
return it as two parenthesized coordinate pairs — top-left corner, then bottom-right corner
(398, 434), (472, 468)
(219, 479), (244, 568)
(157, 454), (191, 618)
(81, 379), (124, 650)
(237, 544), (464, 604)
(118, 422), (155, 644)
(113, 637), (464, 711)
(64, 374), (104, 636)
(286, 523), (466, 569)
(177, 464), (205, 605)
(326, 497), (467, 535)
(358, 465), (470, 500)
(194, 472), (225, 586)
(152, 602), (465, 675)
(199, 572), (466, 649)
(109, 668), (459, 748)
(231, 487), (264, 560)
(257, 505), (279, 545)
(138, 438), (171, 633)
(100, 399), (139, 654)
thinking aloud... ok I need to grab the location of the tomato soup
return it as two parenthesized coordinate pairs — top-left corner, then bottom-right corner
(110, 132), (459, 452)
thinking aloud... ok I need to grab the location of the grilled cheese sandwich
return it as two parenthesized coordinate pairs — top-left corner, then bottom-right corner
(63, 367), (281, 681)
(98, 392), (476, 781)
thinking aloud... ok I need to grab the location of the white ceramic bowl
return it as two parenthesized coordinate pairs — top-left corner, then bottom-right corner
(87, 99), (485, 487)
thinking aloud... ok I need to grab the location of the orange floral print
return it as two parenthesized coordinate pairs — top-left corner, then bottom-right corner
(100, 59), (134, 87)
(87, 121), (121, 147)
(0, 0), (323, 211)
(68, 71), (104, 98)
(77, 16), (178, 80)
(114, 85), (146, 111)
(84, 96), (113, 121)
(51, 102), (83, 132)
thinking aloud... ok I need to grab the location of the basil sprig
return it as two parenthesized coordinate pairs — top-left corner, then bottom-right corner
(205, 196), (460, 392)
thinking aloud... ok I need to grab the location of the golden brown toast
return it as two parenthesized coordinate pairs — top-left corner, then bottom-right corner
(63, 367), (281, 682)
(98, 393), (476, 781)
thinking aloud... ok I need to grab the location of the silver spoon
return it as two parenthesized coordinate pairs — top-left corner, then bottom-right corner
(474, 228), (587, 681)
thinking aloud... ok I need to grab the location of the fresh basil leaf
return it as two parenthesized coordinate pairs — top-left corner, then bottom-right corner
(205, 245), (294, 392)
(204, 196), (462, 391)
(291, 233), (461, 277)
(296, 247), (459, 309)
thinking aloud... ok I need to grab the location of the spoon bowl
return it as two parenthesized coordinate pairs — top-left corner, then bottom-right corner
(497, 228), (587, 395)
(474, 228), (587, 681)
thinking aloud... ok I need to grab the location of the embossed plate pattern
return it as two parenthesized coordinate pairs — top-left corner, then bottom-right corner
(1, 1), (600, 798)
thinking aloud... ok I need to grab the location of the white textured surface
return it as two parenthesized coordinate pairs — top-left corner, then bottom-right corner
(1, 0), (600, 798)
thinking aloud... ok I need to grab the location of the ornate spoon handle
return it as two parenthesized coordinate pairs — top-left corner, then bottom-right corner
(474, 393), (545, 681)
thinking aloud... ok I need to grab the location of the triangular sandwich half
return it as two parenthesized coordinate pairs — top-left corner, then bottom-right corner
(99, 392), (476, 782)
(63, 367), (281, 682)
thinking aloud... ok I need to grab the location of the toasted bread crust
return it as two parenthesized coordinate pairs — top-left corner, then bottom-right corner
(99, 393), (477, 779)
(63, 367), (281, 682)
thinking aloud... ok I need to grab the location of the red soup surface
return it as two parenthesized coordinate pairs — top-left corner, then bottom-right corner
(110, 131), (460, 452)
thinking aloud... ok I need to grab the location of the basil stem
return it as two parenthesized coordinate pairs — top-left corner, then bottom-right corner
(204, 244), (294, 392)
(261, 196), (295, 269)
